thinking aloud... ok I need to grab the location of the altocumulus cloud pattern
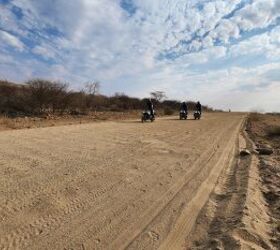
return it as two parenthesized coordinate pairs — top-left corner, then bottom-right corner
(0, 0), (280, 111)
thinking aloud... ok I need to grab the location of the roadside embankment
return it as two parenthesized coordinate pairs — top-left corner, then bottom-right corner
(186, 115), (278, 249)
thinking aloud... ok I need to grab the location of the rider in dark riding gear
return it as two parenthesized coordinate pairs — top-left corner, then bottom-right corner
(196, 101), (202, 115)
(181, 101), (188, 112)
(147, 98), (154, 118)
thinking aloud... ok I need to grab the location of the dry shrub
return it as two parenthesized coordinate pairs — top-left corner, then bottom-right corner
(163, 107), (174, 116)
(267, 126), (280, 137)
(249, 112), (261, 121)
(0, 116), (37, 130)
(0, 117), (18, 129)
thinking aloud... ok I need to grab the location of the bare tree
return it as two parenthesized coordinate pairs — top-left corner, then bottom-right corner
(84, 81), (100, 95)
(83, 81), (101, 111)
(0, 78), (214, 117)
(150, 91), (167, 102)
(26, 79), (68, 114)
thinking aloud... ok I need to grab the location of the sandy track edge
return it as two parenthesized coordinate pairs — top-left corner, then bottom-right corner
(159, 119), (244, 249)
(185, 118), (274, 249)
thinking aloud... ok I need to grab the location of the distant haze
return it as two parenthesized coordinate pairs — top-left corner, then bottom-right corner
(0, 0), (280, 111)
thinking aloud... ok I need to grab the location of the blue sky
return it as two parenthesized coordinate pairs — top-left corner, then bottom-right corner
(0, 0), (280, 111)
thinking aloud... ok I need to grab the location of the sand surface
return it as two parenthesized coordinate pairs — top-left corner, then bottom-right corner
(0, 113), (245, 249)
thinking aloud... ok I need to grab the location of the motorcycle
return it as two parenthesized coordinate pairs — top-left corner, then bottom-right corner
(141, 110), (155, 122)
(179, 110), (188, 120)
(193, 111), (201, 120)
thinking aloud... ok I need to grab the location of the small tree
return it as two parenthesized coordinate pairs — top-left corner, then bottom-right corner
(26, 79), (68, 114)
(84, 81), (100, 95)
(150, 91), (166, 102)
(83, 81), (100, 111)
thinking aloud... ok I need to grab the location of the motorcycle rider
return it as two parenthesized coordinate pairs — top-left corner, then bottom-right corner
(196, 101), (202, 115)
(147, 98), (155, 118)
(181, 101), (188, 113)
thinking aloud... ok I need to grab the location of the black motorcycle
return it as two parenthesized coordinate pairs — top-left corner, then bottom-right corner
(193, 111), (201, 120)
(141, 110), (155, 122)
(179, 110), (188, 120)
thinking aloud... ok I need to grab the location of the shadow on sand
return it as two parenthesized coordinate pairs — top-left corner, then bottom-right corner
(164, 117), (198, 121)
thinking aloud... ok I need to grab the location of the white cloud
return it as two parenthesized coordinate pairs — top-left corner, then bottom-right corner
(229, 26), (280, 60)
(0, 30), (24, 51)
(32, 45), (56, 60)
(234, 0), (279, 30)
(0, 0), (280, 111)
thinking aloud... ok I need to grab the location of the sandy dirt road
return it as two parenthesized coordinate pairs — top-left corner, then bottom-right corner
(0, 113), (244, 250)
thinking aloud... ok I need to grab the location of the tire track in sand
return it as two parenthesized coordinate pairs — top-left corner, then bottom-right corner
(158, 119), (243, 249)
(23, 122), (216, 250)
(0, 113), (245, 250)
(108, 117), (243, 250)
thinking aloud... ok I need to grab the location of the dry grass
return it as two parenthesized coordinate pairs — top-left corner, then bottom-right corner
(0, 116), (34, 130)
(0, 117), (19, 130)
(249, 112), (261, 121)
(163, 107), (174, 115)
(0, 112), (141, 131)
(267, 126), (280, 137)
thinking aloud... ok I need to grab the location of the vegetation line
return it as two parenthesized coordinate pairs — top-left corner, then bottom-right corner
(0, 79), (214, 117)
